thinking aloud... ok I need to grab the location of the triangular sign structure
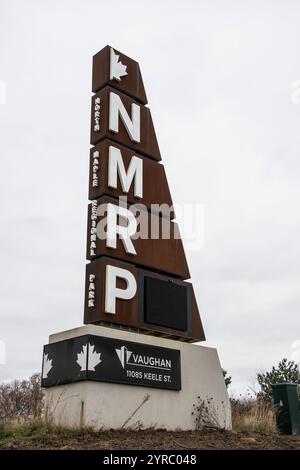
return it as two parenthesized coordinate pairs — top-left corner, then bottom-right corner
(84, 46), (205, 342)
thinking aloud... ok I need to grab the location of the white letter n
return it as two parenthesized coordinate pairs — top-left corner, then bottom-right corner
(109, 91), (140, 143)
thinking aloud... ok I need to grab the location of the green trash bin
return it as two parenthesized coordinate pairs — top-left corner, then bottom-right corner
(272, 383), (300, 435)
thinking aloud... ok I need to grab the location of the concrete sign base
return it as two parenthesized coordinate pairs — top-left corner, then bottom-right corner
(43, 325), (231, 431)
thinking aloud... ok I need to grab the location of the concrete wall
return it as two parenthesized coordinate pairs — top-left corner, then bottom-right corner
(44, 325), (231, 430)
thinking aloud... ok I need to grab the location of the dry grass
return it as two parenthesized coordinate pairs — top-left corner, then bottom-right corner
(231, 397), (277, 434)
(0, 419), (95, 448)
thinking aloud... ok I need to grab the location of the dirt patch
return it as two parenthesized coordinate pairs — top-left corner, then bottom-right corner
(1, 428), (300, 450)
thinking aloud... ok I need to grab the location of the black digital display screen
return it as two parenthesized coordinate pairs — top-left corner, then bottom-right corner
(144, 276), (188, 331)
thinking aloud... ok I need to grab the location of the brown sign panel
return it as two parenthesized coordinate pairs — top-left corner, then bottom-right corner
(89, 139), (173, 217)
(84, 257), (205, 342)
(92, 45), (147, 105)
(86, 196), (190, 279)
(84, 45), (206, 343)
(90, 86), (161, 161)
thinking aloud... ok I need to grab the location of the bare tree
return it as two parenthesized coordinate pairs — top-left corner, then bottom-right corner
(0, 373), (44, 421)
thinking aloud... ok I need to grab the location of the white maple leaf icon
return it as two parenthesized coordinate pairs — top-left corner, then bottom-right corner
(76, 344), (88, 371)
(88, 344), (102, 371)
(77, 343), (102, 371)
(110, 48), (128, 82)
(42, 353), (52, 379)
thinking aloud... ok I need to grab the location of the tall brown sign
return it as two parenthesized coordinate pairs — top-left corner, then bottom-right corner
(84, 45), (205, 342)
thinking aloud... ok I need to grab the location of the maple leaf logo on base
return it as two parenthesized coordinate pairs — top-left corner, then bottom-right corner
(42, 353), (52, 379)
(77, 343), (102, 371)
(110, 48), (128, 82)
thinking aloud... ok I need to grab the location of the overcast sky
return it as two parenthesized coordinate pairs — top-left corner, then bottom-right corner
(1, 0), (300, 394)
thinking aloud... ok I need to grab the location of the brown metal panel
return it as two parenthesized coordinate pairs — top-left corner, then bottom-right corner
(90, 86), (161, 161)
(84, 257), (205, 342)
(89, 139), (173, 217)
(92, 45), (147, 105)
(86, 196), (190, 280)
(84, 257), (139, 326)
